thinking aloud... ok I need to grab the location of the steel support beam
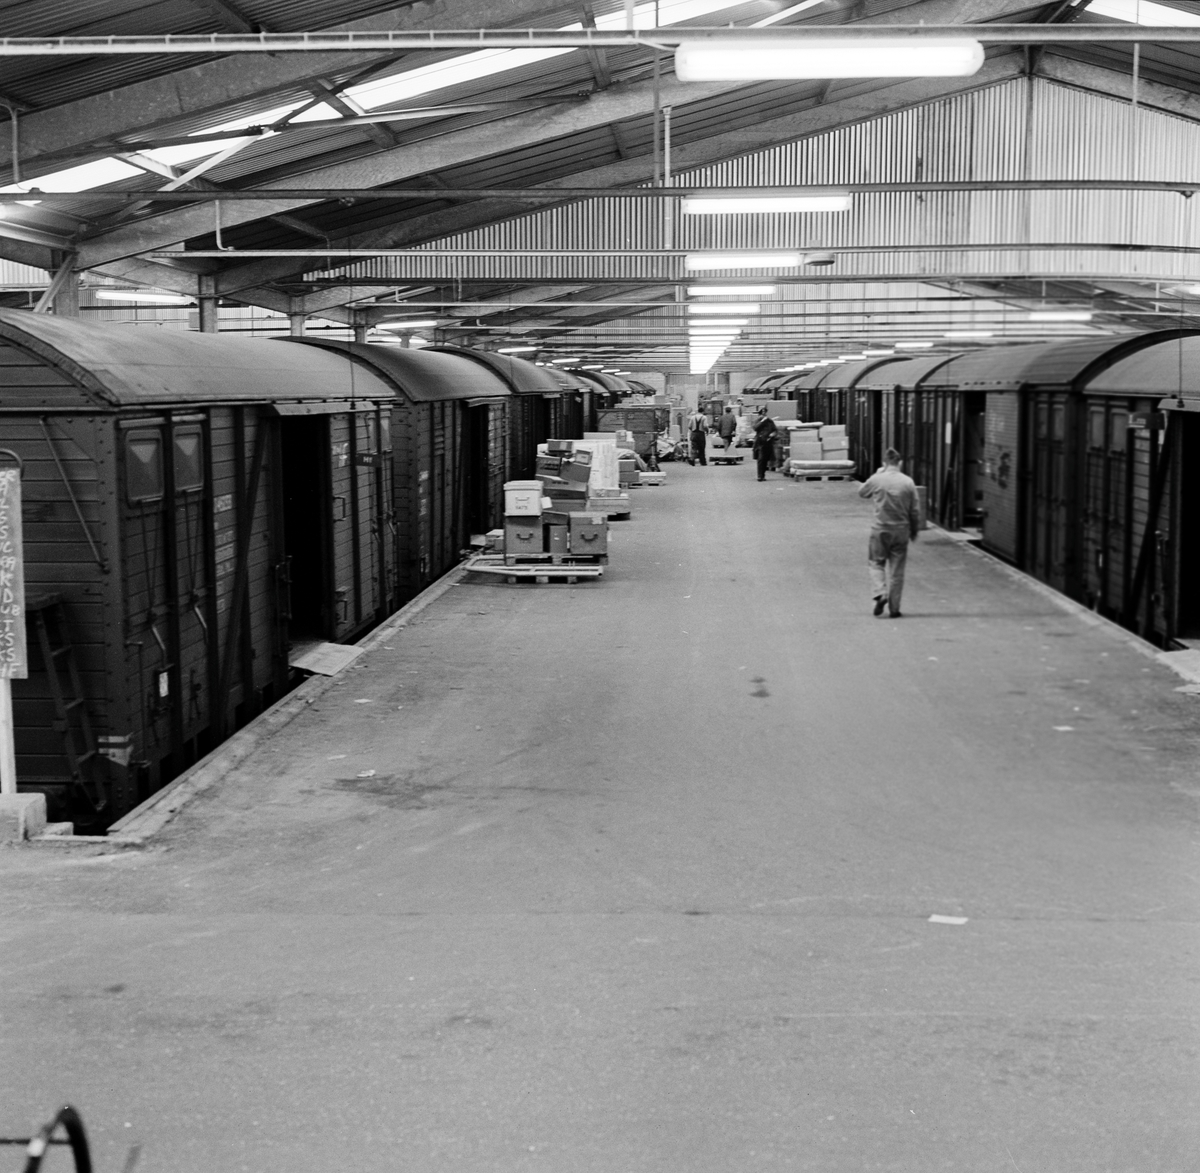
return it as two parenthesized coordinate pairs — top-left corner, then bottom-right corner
(70, 0), (1040, 267)
(0, 0), (570, 173)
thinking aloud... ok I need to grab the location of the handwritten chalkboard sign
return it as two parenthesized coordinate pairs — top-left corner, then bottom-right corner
(0, 466), (27, 680)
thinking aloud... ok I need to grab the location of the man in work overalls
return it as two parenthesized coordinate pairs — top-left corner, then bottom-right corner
(858, 448), (921, 618)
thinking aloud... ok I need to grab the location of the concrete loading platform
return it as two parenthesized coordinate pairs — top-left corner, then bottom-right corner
(2, 463), (1199, 1171)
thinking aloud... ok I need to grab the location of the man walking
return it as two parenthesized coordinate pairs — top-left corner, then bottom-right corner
(717, 407), (738, 450)
(858, 448), (921, 618)
(687, 405), (709, 466)
(751, 409), (778, 481)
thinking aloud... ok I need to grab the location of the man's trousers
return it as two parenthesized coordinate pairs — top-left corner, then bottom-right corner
(690, 432), (707, 465)
(868, 528), (910, 614)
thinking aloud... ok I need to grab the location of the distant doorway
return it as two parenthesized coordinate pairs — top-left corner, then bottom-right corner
(280, 416), (333, 639)
(1175, 414), (1200, 639)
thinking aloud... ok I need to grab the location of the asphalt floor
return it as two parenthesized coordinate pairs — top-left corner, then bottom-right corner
(2, 458), (1199, 1172)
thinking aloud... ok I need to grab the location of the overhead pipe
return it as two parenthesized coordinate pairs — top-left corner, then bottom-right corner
(9, 180), (1200, 204)
(0, 25), (1199, 54)
(151, 241), (1200, 258)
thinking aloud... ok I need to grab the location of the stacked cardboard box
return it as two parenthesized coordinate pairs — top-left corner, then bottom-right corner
(820, 425), (849, 462)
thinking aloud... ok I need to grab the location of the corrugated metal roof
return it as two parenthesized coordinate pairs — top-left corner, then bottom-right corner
(568, 369), (631, 391)
(427, 345), (564, 395)
(1087, 334), (1200, 395)
(284, 337), (512, 402)
(0, 307), (395, 406)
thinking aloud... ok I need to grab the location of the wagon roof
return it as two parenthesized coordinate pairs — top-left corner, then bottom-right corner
(1087, 333), (1200, 396)
(566, 369), (633, 392)
(285, 338), (512, 402)
(0, 310), (398, 407)
(855, 353), (962, 390)
(920, 333), (1198, 391)
(427, 346), (565, 396)
(818, 355), (912, 389)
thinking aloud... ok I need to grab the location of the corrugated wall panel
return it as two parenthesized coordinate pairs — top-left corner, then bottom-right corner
(319, 78), (1200, 288)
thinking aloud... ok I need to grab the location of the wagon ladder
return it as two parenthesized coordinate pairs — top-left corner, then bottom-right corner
(27, 595), (106, 813)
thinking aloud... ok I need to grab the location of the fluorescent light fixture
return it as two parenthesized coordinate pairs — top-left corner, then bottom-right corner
(838, 354), (867, 361)
(687, 285), (776, 296)
(498, 344), (539, 352)
(1028, 310), (1094, 322)
(94, 289), (192, 304)
(688, 303), (761, 315)
(686, 318), (749, 327)
(674, 37), (985, 81)
(944, 331), (994, 339)
(895, 341), (935, 349)
(685, 250), (803, 270)
(864, 348), (896, 356)
(552, 357), (582, 364)
(376, 319), (439, 329)
(582, 364), (604, 369)
(682, 194), (852, 214)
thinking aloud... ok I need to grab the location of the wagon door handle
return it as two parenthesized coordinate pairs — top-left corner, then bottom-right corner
(333, 495), (347, 521)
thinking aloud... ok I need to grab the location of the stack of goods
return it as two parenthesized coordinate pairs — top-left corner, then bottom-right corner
(618, 451), (641, 488)
(503, 480), (549, 560)
(819, 425), (849, 462)
(535, 442), (593, 513)
(501, 474), (610, 565)
(784, 422), (855, 476)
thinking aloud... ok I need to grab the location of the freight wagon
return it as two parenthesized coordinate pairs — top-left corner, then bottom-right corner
(290, 340), (513, 601)
(0, 311), (398, 827)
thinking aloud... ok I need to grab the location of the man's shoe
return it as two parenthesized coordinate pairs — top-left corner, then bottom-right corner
(889, 611), (902, 619)
(873, 596), (886, 616)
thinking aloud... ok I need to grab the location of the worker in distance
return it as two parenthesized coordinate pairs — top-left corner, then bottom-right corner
(858, 447), (921, 619)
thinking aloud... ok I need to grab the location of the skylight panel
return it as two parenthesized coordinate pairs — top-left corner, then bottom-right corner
(290, 102), (344, 123)
(140, 141), (243, 168)
(345, 46), (579, 110)
(1, 157), (142, 193)
(1086, 0), (1200, 24)
(346, 0), (753, 110)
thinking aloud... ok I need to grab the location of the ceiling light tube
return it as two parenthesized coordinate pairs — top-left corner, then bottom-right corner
(552, 357), (582, 363)
(682, 194), (852, 214)
(674, 37), (985, 81)
(498, 344), (539, 352)
(944, 331), (994, 339)
(895, 341), (935, 349)
(1028, 310), (1093, 322)
(376, 319), (439, 329)
(685, 250), (803, 270)
(94, 289), (192, 304)
(688, 303), (761, 314)
(686, 318), (749, 327)
(687, 285), (777, 296)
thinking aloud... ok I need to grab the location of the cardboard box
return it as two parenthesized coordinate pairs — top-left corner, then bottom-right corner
(546, 439), (574, 454)
(548, 497), (589, 512)
(570, 512), (608, 555)
(566, 447), (592, 466)
(549, 482), (587, 499)
(559, 460), (592, 484)
(792, 443), (824, 461)
(504, 519), (543, 555)
(535, 455), (562, 476)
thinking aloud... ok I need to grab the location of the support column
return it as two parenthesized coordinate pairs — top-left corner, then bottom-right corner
(352, 311), (368, 344)
(288, 312), (307, 337)
(50, 253), (79, 318)
(197, 273), (218, 333)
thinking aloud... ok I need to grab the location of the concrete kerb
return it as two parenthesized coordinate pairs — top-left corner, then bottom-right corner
(936, 525), (1179, 671)
(28, 563), (470, 850)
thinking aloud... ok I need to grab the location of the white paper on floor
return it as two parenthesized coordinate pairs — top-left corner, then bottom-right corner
(928, 914), (969, 925)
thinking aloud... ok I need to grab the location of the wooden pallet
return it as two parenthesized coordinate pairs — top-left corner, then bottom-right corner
(709, 453), (744, 465)
(792, 472), (855, 482)
(466, 554), (603, 583)
(640, 471), (666, 485)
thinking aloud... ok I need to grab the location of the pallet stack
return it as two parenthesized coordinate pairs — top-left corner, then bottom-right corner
(497, 477), (610, 571)
(784, 422), (856, 480)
